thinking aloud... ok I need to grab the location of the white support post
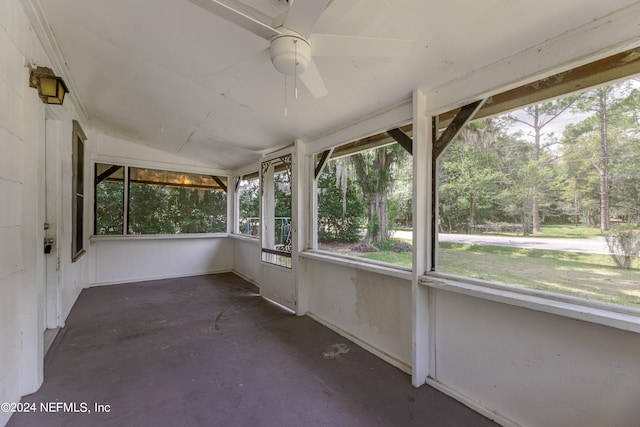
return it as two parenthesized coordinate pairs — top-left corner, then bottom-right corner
(412, 88), (432, 387)
(293, 139), (309, 315)
(227, 174), (235, 235)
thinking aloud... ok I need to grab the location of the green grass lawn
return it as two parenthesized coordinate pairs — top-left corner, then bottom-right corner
(488, 224), (604, 238)
(359, 242), (640, 309)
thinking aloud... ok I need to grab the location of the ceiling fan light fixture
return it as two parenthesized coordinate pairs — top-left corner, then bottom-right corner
(270, 33), (310, 76)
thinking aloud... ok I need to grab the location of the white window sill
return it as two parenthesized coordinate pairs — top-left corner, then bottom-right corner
(90, 233), (229, 241)
(229, 233), (260, 243)
(300, 250), (412, 281)
(420, 272), (640, 334)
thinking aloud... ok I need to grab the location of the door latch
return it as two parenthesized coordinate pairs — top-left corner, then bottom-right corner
(44, 237), (54, 254)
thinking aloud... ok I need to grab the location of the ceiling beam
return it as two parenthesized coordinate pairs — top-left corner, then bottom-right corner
(95, 165), (123, 185)
(387, 128), (412, 155)
(433, 100), (485, 159)
(329, 124), (412, 159)
(315, 148), (333, 179)
(211, 175), (228, 192)
(437, 46), (640, 129)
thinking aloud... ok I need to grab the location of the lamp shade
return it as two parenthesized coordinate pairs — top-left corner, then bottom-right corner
(29, 66), (68, 105)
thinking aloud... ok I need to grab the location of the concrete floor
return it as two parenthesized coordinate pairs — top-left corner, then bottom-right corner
(9, 273), (498, 427)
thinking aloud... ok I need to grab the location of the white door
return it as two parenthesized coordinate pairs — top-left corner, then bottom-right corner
(44, 118), (61, 329)
(260, 153), (296, 310)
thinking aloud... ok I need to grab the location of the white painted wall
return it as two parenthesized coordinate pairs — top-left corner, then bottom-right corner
(0, 1), (90, 425)
(302, 256), (412, 373)
(430, 289), (640, 427)
(231, 235), (260, 287)
(1, 7), (36, 423)
(91, 236), (233, 286)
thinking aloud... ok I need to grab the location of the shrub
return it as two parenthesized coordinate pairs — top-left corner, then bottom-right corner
(374, 238), (412, 253)
(604, 224), (640, 269)
(350, 243), (378, 253)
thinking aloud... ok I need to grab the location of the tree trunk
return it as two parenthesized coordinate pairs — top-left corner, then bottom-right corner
(352, 146), (397, 245)
(468, 194), (475, 234)
(598, 90), (611, 233)
(532, 105), (541, 233)
(364, 194), (388, 244)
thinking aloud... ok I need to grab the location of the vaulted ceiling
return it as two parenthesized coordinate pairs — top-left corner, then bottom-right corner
(29, 0), (640, 169)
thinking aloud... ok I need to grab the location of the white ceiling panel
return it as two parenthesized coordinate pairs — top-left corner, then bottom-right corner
(31, 0), (640, 169)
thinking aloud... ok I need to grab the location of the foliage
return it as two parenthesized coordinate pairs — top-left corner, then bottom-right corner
(351, 143), (409, 243)
(97, 179), (227, 235)
(604, 224), (640, 269)
(439, 78), (640, 237)
(350, 242), (378, 252)
(95, 181), (124, 234)
(317, 161), (365, 243)
(238, 178), (259, 236)
(350, 238), (411, 255)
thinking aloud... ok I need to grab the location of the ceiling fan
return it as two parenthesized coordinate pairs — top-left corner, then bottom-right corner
(189, 0), (411, 98)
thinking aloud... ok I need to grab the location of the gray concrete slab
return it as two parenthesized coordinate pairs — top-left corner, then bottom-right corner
(8, 273), (498, 427)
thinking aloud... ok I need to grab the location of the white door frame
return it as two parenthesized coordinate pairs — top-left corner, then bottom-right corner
(259, 148), (296, 311)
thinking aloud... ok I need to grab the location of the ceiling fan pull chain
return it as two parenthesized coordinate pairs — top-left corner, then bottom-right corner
(284, 75), (288, 117)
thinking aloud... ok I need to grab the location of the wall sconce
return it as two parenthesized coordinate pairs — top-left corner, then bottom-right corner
(29, 66), (68, 105)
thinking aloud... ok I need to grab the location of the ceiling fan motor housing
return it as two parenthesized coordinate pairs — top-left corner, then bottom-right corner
(270, 30), (311, 76)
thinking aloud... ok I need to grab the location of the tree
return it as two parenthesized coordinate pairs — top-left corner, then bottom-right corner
(317, 160), (365, 242)
(128, 183), (176, 234)
(439, 120), (513, 233)
(351, 143), (405, 244)
(95, 180), (124, 234)
(505, 99), (578, 232)
(563, 81), (636, 231)
(238, 178), (259, 235)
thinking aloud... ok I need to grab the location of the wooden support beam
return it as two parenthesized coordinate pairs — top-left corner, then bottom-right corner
(387, 128), (413, 155)
(329, 124), (412, 159)
(95, 165), (123, 185)
(433, 99), (485, 159)
(437, 47), (640, 129)
(211, 175), (228, 192)
(314, 149), (333, 179)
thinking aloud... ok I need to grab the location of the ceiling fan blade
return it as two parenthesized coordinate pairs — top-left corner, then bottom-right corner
(299, 59), (328, 98)
(284, 0), (330, 38)
(310, 34), (412, 57)
(189, 0), (281, 40)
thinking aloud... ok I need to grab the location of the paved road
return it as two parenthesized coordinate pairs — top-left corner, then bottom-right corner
(392, 230), (611, 254)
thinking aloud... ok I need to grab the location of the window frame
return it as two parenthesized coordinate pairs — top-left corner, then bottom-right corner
(92, 161), (230, 237)
(234, 172), (260, 238)
(71, 120), (86, 262)
(309, 124), (414, 272)
(424, 46), (640, 322)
